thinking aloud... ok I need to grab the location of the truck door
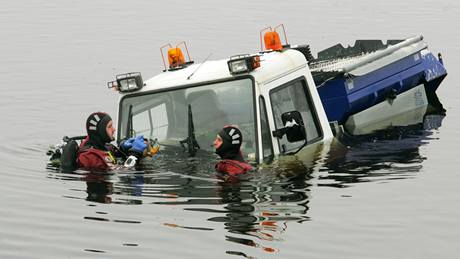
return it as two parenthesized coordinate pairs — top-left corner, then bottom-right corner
(260, 76), (324, 155)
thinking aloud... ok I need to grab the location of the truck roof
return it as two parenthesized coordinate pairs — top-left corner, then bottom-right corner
(128, 49), (308, 95)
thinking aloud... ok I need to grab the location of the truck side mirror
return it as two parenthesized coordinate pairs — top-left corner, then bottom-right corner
(272, 110), (307, 142)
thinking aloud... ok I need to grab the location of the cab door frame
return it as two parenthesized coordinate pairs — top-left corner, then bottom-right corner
(257, 66), (333, 158)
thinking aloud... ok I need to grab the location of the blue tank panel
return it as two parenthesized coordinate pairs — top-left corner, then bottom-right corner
(345, 54), (423, 94)
(317, 53), (442, 124)
(316, 78), (350, 122)
(421, 52), (447, 93)
(347, 65), (425, 115)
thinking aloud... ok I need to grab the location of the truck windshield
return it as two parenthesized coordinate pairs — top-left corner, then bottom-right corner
(118, 78), (257, 161)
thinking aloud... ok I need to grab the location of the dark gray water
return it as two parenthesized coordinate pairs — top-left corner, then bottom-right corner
(1, 1), (460, 258)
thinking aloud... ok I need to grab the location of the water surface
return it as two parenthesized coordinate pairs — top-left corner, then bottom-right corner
(1, 1), (459, 258)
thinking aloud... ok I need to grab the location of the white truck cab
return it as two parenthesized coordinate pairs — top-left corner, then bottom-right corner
(111, 45), (333, 164)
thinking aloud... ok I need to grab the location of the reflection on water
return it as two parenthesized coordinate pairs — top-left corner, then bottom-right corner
(205, 161), (313, 255)
(46, 148), (318, 256)
(322, 114), (445, 187)
(45, 112), (445, 256)
(85, 173), (113, 204)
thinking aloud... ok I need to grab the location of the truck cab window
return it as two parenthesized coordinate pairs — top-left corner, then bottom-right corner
(132, 103), (168, 140)
(270, 78), (322, 153)
(119, 78), (258, 161)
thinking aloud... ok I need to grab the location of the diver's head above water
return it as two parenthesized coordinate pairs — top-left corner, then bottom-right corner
(214, 125), (243, 161)
(85, 112), (115, 150)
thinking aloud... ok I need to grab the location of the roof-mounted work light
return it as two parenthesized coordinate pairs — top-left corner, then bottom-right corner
(107, 72), (144, 93)
(227, 54), (261, 75)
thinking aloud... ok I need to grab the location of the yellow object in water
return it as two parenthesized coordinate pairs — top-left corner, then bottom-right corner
(145, 139), (160, 156)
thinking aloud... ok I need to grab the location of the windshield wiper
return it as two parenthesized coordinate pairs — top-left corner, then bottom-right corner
(180, 104), (200, 156)
(126, 104), (133, 139)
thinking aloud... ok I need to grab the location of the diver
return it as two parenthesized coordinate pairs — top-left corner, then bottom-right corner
(77, 112), (147, 171)
(213, 125), (253, 176)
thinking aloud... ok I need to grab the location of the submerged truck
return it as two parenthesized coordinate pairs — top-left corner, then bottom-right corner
(106, 27), (446, 164)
